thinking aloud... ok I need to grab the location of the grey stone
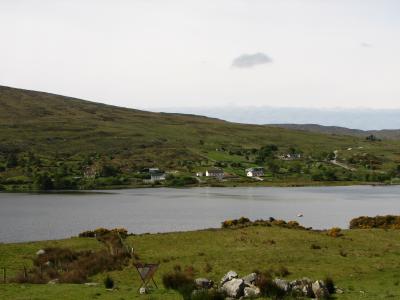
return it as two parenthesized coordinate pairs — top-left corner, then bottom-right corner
(222, 278), (245, 298)
(36, 249), (45, 256)
(241, 273), (258, 286)
(243, 285), (261, 298)
(47, 279), (59, 284)
(312, 280), (330, 299)
(84, 282), (99, 286)
(139, 287), (147, 294)
(220, 270), (238, 285)
(273, 278), (291, 292)
(195, 278), (214, 289)
(290, 278), (314, 297)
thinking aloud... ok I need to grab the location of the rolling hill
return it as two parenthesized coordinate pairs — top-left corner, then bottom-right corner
(1, 85), (400, 190)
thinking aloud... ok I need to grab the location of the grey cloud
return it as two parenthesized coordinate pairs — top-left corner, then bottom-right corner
(361, 42), (373, 48)
(232, 52), (272, 68)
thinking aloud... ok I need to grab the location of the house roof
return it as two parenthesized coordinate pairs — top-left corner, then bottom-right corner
(207, 168), (224, 173)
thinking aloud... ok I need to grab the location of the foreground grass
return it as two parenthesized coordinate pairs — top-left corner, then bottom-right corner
(1, 226), (400, 299)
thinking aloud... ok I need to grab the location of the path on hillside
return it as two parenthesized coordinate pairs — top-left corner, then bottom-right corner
(330, 150), (356, 171)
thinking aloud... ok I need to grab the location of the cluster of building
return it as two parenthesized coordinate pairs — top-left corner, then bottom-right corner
(196, 167), (265, 179)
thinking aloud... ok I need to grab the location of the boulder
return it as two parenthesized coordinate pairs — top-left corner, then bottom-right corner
(312, 280), (330, 299)
(84, 282), (99, 286)
(195, 278), (214, 289)
(241, 273), (258, 286)
(47, 279), (59, 284)
(36, 249), (45, 256)
(139, 287), (148, 294)
(220, 270), (238, 285)
(221, 278), (245, 298)
(290, 278), (313, 297)
(244, 284), (261, 298)
(273, 278), (291, 293)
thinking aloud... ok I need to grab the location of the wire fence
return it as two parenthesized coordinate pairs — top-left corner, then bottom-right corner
(0, 265), (29, 284)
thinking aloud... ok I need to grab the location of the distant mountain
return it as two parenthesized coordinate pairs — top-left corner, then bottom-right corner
(268, 124), (400, 140)
(153, 106), (400, 131)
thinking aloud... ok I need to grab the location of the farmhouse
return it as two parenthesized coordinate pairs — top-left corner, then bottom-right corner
(149, 168), (166, 182)
(246, 167), (264, 177)
(206, 168), (224, 179)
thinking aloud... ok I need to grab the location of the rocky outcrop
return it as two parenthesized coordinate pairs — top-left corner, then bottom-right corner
(220, 271), (238, 285)
(194, 278), (214, 289)
(221, 278), (245, 298)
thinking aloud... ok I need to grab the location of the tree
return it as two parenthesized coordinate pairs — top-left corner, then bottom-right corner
(34, 172), (54, 190)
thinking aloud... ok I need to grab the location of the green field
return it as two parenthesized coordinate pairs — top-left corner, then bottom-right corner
(1, 226), (400, 299)
(1, 85), (400, 191)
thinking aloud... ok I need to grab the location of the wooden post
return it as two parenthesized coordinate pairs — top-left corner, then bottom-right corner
(23, 266), (27, 279)
(3, 267), (6, 283)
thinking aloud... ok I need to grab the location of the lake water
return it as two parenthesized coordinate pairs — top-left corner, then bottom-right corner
(0, 186), (399, 243)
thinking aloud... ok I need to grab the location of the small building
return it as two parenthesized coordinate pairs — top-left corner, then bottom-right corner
(206, 168), (224, 179)
(149, 168), (166, 182)
(150, 172), (166, 182)
(246, 167), (264, 177)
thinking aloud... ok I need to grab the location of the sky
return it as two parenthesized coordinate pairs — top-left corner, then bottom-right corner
(1, 0), (400, 110)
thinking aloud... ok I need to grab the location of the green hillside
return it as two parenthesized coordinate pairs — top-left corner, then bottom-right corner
(1, 85), (400, 191)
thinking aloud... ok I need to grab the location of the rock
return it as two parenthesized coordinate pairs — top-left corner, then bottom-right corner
(220, 271), (238, 285)
(47, 279), (59, 284)
(241, 273), (258, 286)
(195, 278), (214, 289)
(290, 278), (313, 297)
(222, 278), (245, 298)
(84, 282), (99, 286)
(273, 278), (291, 293)
(336, 287), (344, 294)
(36, 249), (45, 256)
(243, 285), (261, 298)
(139, 287), (147, 294)
(312, 280), (330, 299)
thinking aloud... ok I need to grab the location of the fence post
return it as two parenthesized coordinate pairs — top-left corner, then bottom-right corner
(23, 266), (27, 279)
(3, 267), (5, 283)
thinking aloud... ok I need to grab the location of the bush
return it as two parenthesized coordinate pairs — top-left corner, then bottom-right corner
(104, 275), (114, 289)
(349, 215), (400, 229)
(162, 269), (195, 300)
(326, 227), (343, 238)
(255, 271), (286, 299)
(324, 277), (336, 294)
(310, 243), (321, 250)
(275, 266), (290, 277)
(191, 289), (226, 300)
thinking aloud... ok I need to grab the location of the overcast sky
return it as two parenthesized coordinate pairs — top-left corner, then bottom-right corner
(1, 0), (400, 109)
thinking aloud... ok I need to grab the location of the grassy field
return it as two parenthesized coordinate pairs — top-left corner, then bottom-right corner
(1, 226), (400, 299)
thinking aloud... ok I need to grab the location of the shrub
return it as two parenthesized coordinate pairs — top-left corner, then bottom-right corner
(349, 215), (400, 229)
(255, 271), (286, 299)
(326, 227), (343, 238)
(275, 266), (290, 277)
(162, 269), (194, 300)
(324, 277), (336, 294)
(191, 289), (226, 300)
(104, 275), (114, 289)
(310, 243), (321, 250)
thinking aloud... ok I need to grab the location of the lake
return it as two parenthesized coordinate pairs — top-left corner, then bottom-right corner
(0, 186), (399, 243)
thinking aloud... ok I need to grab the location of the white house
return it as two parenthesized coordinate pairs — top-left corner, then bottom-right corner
(246, 167), (264, 177)
(206, 168), (224, 179)
(149, 168), (166, 182)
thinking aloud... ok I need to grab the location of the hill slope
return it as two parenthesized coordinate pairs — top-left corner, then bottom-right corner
(0, 85), (400, 190)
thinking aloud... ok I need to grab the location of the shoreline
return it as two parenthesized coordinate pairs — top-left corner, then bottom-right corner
(0, 180), (395, 194)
